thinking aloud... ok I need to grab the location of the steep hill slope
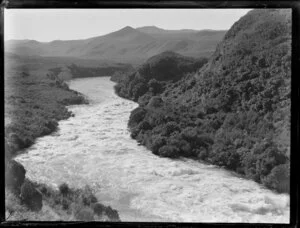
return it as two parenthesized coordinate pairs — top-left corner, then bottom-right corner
(6, 27), (225, 65)
(116, 9), (291, 193)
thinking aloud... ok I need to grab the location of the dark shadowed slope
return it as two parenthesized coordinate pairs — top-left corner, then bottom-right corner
(115, 9), (291, 193)
(6, 26), (225, 65)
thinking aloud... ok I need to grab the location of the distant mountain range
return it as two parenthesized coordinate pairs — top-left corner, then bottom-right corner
(5, 26), (226, 65)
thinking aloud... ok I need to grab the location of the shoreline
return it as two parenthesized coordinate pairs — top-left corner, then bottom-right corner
(124, 102), (290, 195)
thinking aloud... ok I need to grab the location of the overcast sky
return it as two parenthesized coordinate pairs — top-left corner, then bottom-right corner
(5, 9), (252, 42)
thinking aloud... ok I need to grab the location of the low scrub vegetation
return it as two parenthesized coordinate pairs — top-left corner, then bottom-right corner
(5, 68), (88, 160)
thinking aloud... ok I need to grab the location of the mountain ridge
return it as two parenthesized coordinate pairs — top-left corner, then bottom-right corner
(137, 26), (200, 34)
(6, 26), (226, 65)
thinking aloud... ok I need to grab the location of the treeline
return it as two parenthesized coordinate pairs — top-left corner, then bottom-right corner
(115, 9), (291, 193)
(67, 63), (133, 78)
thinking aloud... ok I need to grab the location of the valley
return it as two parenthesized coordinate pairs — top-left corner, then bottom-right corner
(4, 9), (291, 223)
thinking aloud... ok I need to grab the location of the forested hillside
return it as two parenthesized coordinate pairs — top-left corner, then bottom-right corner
(115, 9), (291, 193)
(114, 51), (207, 102)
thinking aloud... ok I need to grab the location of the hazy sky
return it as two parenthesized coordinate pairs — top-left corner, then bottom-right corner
(5, 9), (252, 42)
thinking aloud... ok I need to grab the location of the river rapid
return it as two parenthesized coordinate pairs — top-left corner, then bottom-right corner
(15, 77), (290, 223)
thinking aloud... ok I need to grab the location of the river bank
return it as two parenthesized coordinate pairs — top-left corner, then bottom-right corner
(4, 67), (120, 221)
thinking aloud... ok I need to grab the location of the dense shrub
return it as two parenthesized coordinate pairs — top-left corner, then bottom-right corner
(262, 163), (290, 193)
(181, 127), (198, 142)
(5, 160), (26, 194)
(149, 135), (167, 154)
(138, 120), (152, 131)
(59, 183), (70, 196)
(168, 135), (192, 157)
(162, 121), (180, 136)
(148, 79), (165, 94)
(92, 203), (105, 216)
(92, 203), (120, 221)
(147, 96), (163, 108)
(80, 186), (98, 206)
(158, 145), (180, 158)
(20, 180), (43, 211)
(195, 147), (209, 160)
(104, 206), (120, 221)
(128, 107), (146, 127)
(8, 133), (25, 151)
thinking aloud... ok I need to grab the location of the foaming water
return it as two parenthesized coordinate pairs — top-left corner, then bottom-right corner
(16, 77), (290, 223)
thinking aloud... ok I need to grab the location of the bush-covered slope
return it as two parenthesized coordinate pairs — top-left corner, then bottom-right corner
(117, 9), (291, 193)
(114, 51), (208, 102)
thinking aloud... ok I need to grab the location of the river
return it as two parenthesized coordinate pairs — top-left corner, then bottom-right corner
(15, 77), (290, 223)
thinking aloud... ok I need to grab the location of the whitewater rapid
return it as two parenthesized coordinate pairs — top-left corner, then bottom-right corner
(15, 77), (290, 223)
